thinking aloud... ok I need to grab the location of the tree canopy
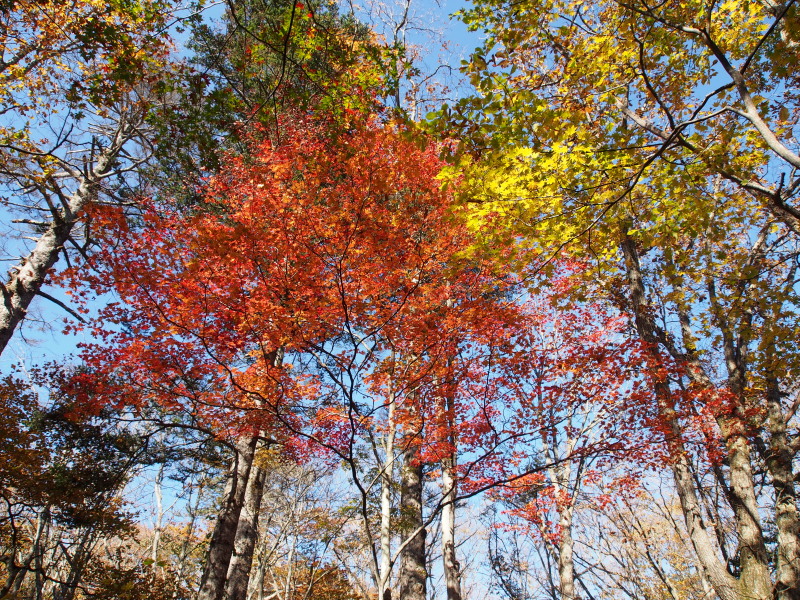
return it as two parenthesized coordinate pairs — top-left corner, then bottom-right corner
(0, 1), (798, 600)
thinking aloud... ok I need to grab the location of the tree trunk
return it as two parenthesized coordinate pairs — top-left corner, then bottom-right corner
(722, 424), (771, 600)
(0, 115), (139, 357)
(224, 460), (267, 600)
(441, 454), (462, 600)
(0, 506), (49, 600)
(712, 296), (771, 600)
(398, 443), (426, 600)
(54, 522), (98, 600)
(557, 505), (575, 600)
(224, 347), (283, 600)
(198, 435), (258, 600)
(620, 233), (741, 600)
(378, 393), (397, 600)
(669, 446), (740, 600)
(666, 233), (776, 600)
(151, 461), (165, 568)
(765, 379), (800, 600)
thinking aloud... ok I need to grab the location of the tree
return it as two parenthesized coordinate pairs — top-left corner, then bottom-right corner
(583, 483), (712, 600)
(145, 0), (383, 207)
(188, 0), (374, 121)
(68, 110), (523, 597)
(504, 294), (646, 600)
(243, 450), (359, 600)
(0, 369), (152, 600)
(445, 2), (800, 600)
(453, 267), (653, 600)
(0, 0), (179, 355)
(448, 0), (800, 233)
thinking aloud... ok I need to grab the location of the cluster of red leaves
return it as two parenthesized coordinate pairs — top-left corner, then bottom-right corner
(66, 115), (522, 453)
(64, 111), (726, 519)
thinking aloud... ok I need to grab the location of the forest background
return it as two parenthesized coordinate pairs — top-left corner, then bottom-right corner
(0, 1), (798, 600)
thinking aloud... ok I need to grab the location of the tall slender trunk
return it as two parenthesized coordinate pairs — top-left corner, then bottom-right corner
(0, 505), (50, 599)
(712, 296), (771, 600)
(151, 461), (165, 568)
(549, 446), (576, 600)
(54, 522), (98, 600)
(441, 453), (462, 600)
(542, 412), (577, 600)
(440, 347), (462, 600)
(198, 435), (258, 600)
(379, 391), (397, 600)
(765, 378), (800, 600)
(282, 536), (297, 600)
(556, 507), (575, 600)
(225, 461), (267, 600)
(224, 347), (283, 600)
(620, 232), (741, 600)
(668, 235), (777, 600)
(32, 506), (51, 600)
(669, 434), (740, 600)
(701, 256), (771, 600)
(398, 443), (426, 600)
(722, 423), (771, 600)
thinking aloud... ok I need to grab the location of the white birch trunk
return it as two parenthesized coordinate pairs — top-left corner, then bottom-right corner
(379, 389), (397, 600)
(151, 462), (165, 568)
(441, 454), (462, 600)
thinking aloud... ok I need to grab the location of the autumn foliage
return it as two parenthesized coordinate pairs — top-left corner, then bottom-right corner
(68, 116), (486, 439)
